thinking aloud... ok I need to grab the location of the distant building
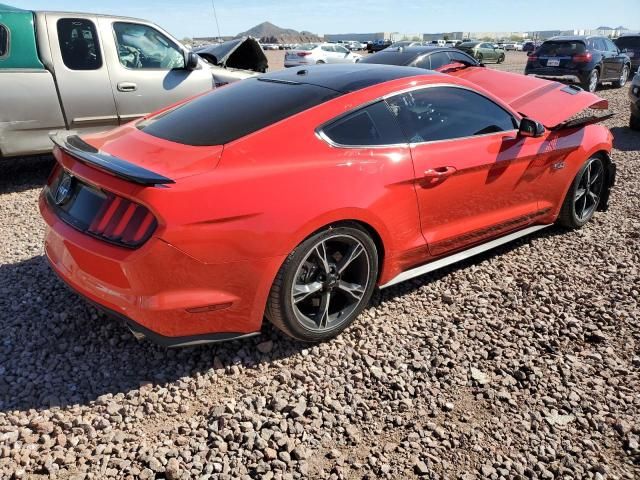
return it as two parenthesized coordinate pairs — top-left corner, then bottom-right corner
(324, 32), (423, 43)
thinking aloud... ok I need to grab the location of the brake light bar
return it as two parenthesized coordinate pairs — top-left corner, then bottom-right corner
(88, 192), (157, 247)
(572, 52), (593, 63)
(297, 52), (312, 57)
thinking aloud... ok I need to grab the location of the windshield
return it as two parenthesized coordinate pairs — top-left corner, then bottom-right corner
(615, 36), (640, 49)
(538, 41), (586, 56)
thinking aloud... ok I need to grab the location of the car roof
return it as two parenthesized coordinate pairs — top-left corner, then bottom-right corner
(548, 35), (601, 41)
(258, 63), (437, 93)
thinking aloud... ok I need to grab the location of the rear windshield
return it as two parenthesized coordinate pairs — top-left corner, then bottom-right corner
(297, 43), (317, 50)
(615, 36), (640, 49)
(139, 78), (341, 146)
(460, 42), (479, 47)
(0, 24), (8, 57)
(539, 41), (586, 56)
(360, 51), (416, 66)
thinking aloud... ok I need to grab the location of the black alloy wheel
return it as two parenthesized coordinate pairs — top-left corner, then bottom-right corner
(558, 157), (606, 228)
(267, 226), (378, 342)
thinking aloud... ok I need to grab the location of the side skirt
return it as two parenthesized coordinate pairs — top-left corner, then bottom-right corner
(380, 224), (551, 289)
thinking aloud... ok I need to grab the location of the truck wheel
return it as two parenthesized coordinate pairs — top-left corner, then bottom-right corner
(266, 225), (378, 342)
(557, 156), (605, 229)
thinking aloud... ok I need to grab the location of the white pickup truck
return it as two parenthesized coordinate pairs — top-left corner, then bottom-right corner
(0, 6), (263, 157)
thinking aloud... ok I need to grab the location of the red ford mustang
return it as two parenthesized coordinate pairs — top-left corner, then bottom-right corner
(40, 64), (615, 347)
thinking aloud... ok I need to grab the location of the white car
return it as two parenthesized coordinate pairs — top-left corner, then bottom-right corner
(284, 43), (361, 67)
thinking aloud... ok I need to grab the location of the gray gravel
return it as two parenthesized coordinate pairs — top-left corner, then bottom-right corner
(1, 53), (639, 479)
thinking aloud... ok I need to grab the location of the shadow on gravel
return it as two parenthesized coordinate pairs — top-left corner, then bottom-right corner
(0, 255), (304, 413)
(610, 127), (640, 152)
(0, 155), (55, 195)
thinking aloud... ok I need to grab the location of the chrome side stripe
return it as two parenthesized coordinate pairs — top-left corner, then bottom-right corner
(380, 224), (551, 289)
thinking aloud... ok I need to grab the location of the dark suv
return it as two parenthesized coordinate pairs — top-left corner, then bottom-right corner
(615, 34), (640, 74)
(525, 36), (631, 92)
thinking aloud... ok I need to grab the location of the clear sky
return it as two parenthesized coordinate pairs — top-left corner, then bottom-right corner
(9, 0), (640, 39)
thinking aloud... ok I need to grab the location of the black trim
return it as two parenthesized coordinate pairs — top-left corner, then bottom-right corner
(50, 132), (175, 185)
(48, 262), (260, 348)
(598, 155), (616, 213)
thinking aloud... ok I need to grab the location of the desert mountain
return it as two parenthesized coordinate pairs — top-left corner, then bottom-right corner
(236, 21), (321, 44)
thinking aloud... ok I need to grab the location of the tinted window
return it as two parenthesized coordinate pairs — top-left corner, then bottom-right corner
(447, 51), (477, 65)
(0, 24), (8, 58)
(615, 36), (640, 49)
(140, 78), (342, 146)
(322, 101), (406, 146)
(57, 18), (102, 70)
(321, 45), (334, 52)
(594, 38), (607, 51)
(604, 38), (618, 52)
(412, 54), (431, 69)
(385, 87), (516, 143)
(114, 22), (184, 69)
(360, 51), (417, 66)
(335, 45), (349, 54)
(539, 41), (586, 56)
(429, 52), (451, 69)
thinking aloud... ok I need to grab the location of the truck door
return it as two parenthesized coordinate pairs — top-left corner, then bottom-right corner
(97, 18), (214, 124)
(45, 14), (119, 130)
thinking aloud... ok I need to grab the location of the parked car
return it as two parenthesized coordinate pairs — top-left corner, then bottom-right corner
(284, 43), (361, 67)
(0, 5), (260, 158)
(41, 63), (615, 346)
(388, 40), (424, 49)
(194, 36), (268, 74)
(630, 67), (640, 130)
(504, 42), (522, 51)
(368, 39), (392, 52)
(614, 34), (640, 74)
(344, 40), (365, 51)
(522, 41), (539, 52)
(524, 36), (631, 93)
(456, 41), (505, 63)
(360, 46), (479, 71)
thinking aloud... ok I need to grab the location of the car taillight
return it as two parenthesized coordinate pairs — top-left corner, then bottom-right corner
(528, 54), (538, 62)
(573, 52), (593, 63)
(297, 52), (312, 57)
(88, 192), (157, 247)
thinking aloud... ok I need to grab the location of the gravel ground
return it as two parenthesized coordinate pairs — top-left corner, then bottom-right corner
(1, 53), (639, 479)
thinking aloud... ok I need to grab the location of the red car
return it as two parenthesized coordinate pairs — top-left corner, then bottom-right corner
(40, 64), (615, 347)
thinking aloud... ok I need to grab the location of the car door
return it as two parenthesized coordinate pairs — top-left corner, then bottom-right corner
(385, 86), (543, 256)
(45, 14), (119, 130)
(480, 43), (495, 61)
(320, 45), (334, 63)
(97, 18), (213, 124)
(333, 45), (353, 63)
(603, 37), (626, 79)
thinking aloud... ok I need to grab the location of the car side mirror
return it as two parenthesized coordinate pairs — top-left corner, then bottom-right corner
(184, 51), (199, 70)
(519, 118), (545, 138)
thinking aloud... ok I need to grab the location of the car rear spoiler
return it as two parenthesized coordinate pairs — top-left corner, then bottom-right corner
(50, 132), (175, 186)
(549, 112), (615, 131)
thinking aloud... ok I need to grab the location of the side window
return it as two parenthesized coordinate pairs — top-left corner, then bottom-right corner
(605, 39), (618, 52)
(385, 87), (517, 144)
(335, 45), (349, 54)
(321, 45), (334, 52)
(447, 51), (476, 65)
(57, 18), (102, 70)
(412, 55), (431, 70)
(595, 38), (607, 51)
(429, 52), (452, 70)
(113, 22), (185, 69)
(0, 24), (8, 58)
(321, 101), (406, 146)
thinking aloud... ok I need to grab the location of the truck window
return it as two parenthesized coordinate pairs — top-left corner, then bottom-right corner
(113, 22), (185, 70)
(0, 24), (9, 58)
(57, 19), (102, 70)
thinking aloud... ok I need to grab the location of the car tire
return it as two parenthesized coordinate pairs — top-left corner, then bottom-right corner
(557, 156), (606, 229)
(582, 69), (599, 93)
(497, 54), (505, 64)
(266, 225), (379, 342)
(613, 65), (630, 88)
(477, 53), (483, 62)
(630, 114), (640, 131)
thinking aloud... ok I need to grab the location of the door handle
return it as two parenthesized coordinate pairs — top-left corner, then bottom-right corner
(424, 166), (457, 179)
(117, 82), (137, 92)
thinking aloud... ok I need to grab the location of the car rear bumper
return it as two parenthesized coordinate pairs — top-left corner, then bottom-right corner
(40, 192), (284, 346)
(525, 68), (585, 84)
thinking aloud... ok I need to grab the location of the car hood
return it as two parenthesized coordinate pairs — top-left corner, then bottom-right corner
(56, 126), (224, 184)
(194, 37), (268, 73)
(449, 68), (608, 128)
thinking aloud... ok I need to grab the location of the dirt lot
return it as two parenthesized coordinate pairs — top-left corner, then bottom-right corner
(0, 53), (639, 479)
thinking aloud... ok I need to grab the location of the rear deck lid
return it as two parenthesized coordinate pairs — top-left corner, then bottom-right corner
(448, 68), (608, 128)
